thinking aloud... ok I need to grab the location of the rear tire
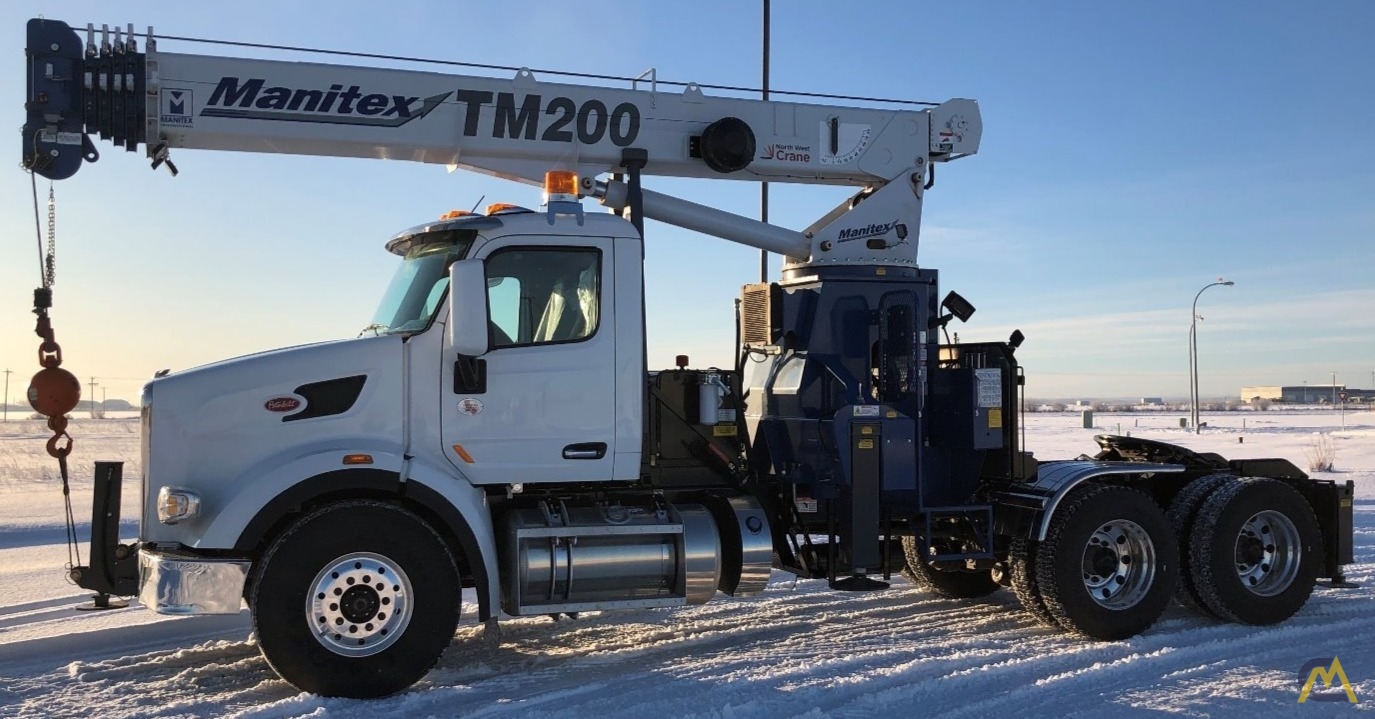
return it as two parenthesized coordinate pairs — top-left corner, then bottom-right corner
(1009, 538), (1058, 626)
(1035, 484), (1178, 640)
(900, 536), (1000, 599)
(1167, 473), (1234, 616)
(1188, 478), (1321, 625)
(252, 500), (461, 698)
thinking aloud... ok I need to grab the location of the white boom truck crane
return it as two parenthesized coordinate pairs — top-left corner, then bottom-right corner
(22, 18), (1355, 699)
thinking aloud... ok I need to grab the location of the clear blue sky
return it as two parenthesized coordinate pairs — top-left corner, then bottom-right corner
(2, 0), (1373, 404)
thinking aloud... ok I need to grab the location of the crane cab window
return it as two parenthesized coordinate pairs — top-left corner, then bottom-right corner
(485, 248), (600, 348)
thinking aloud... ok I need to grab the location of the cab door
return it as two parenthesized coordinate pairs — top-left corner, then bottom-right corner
(440, 235), (617, 485)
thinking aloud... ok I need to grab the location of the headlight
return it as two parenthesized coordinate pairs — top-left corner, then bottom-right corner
(157, 487), (201, 524)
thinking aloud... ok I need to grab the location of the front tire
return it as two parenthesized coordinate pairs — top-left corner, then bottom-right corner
(1035, 484), (1178, 640)
(252, 500), (461, 698)
(1187, 478), (1321, 625)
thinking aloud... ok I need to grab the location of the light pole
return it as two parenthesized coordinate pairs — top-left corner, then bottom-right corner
(1190, 279), (1234, 433)
(2, 368), (11, 422)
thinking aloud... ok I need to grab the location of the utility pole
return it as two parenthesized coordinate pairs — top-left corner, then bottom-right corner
(759, 0), (771, 283)
(1332, 371), (1337, 407)
(89, 376), (98, 419)
(2, 368), (11, 422)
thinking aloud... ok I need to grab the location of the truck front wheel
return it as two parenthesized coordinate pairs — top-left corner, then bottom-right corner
(251, 500), (461, 698)
(1034, 484), (1178, 640)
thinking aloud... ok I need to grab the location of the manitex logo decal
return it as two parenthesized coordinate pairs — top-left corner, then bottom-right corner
(264, 397), (302, 413)
(161, 88), (193, 127)
(836, 220), (901, 243)
(201, 77), (450, 127)
(1298, 657), (1358, 703)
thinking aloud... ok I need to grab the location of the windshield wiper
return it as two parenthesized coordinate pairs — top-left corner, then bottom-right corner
(358, 323), (389, 337)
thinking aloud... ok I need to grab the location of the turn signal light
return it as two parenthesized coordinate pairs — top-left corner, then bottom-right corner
(544, 170), (579, 202)
(342, 454), (374, 465)
(157, 487), (201, 524)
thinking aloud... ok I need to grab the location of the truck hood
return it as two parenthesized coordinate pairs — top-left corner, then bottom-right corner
(141, 334), (406, 546)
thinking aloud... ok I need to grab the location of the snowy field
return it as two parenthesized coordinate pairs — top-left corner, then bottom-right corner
(1, 410), (1372, 718)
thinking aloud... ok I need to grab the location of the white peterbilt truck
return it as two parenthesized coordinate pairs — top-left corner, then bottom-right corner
(22, 18), (1354, 698)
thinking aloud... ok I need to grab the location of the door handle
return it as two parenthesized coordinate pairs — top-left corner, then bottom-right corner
(563, 442), (607, 460)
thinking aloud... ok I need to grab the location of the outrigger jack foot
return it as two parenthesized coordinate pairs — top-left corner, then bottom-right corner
(75, 593), (129, 611)
(830, 575), (889, 592)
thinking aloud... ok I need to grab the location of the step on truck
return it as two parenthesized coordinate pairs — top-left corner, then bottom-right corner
(20, 18), (1356, 698)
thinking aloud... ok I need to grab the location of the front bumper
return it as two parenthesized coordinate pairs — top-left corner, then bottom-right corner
(138, 548), (250, 615)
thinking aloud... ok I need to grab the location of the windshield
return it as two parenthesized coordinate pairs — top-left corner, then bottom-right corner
(366, 231), (474, 335)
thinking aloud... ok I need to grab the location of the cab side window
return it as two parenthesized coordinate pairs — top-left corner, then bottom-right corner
(485, 248), (600, 348)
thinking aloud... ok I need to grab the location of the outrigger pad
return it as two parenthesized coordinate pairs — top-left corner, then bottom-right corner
(830, 575), (890, 592)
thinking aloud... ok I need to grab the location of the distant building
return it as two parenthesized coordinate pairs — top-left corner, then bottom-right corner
(1140, 397), (1164, 406)
(1241, 385), (1375, 404)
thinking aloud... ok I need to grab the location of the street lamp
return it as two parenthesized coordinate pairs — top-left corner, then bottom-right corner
(1190, 279), (1235, 433)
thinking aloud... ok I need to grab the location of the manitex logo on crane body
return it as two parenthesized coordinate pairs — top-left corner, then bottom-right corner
(836, 220), (899, 243)
(196, 77), (645, 147)
(201, 77), (451, 127)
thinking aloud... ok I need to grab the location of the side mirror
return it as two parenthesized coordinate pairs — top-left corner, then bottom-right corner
(449, 259), (490, 356)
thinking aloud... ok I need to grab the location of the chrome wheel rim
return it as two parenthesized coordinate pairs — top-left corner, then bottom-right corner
(1234, 510), (1302, 597)
(1081, 519), (1157, 610)
(307, 552), (413, 656)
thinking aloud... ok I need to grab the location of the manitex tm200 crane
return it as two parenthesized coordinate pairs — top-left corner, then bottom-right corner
(21, 18), (1354, 699)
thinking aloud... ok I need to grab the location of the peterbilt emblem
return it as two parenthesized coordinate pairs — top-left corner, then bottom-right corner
(265, 397), (301, 413)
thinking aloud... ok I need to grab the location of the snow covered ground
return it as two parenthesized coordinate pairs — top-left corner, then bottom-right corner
(1, 410), (1372, 718)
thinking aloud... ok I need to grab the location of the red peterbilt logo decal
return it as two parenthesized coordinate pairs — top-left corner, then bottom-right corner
(264, 397), (301, 412)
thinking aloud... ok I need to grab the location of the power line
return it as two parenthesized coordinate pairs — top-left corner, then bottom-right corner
(130, 30), (941, 108)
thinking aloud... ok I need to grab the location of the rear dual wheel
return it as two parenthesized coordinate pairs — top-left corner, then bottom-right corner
(900, 536), (1000, 599)
(1009, 537), (1057, 626)
(1034, 485), (1178, 639)
(1184, 478), (1321, 624)
(1167, 474), (1234, 615)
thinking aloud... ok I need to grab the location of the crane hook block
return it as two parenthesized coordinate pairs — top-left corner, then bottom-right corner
(698, 117), (755, 174)
(28, 366), (81, 419)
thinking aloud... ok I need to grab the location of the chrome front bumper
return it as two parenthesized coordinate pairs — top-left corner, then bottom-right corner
(138, 548), (250, 615)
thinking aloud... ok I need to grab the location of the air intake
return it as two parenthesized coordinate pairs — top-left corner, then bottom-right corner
(740, 283), (779, 347)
